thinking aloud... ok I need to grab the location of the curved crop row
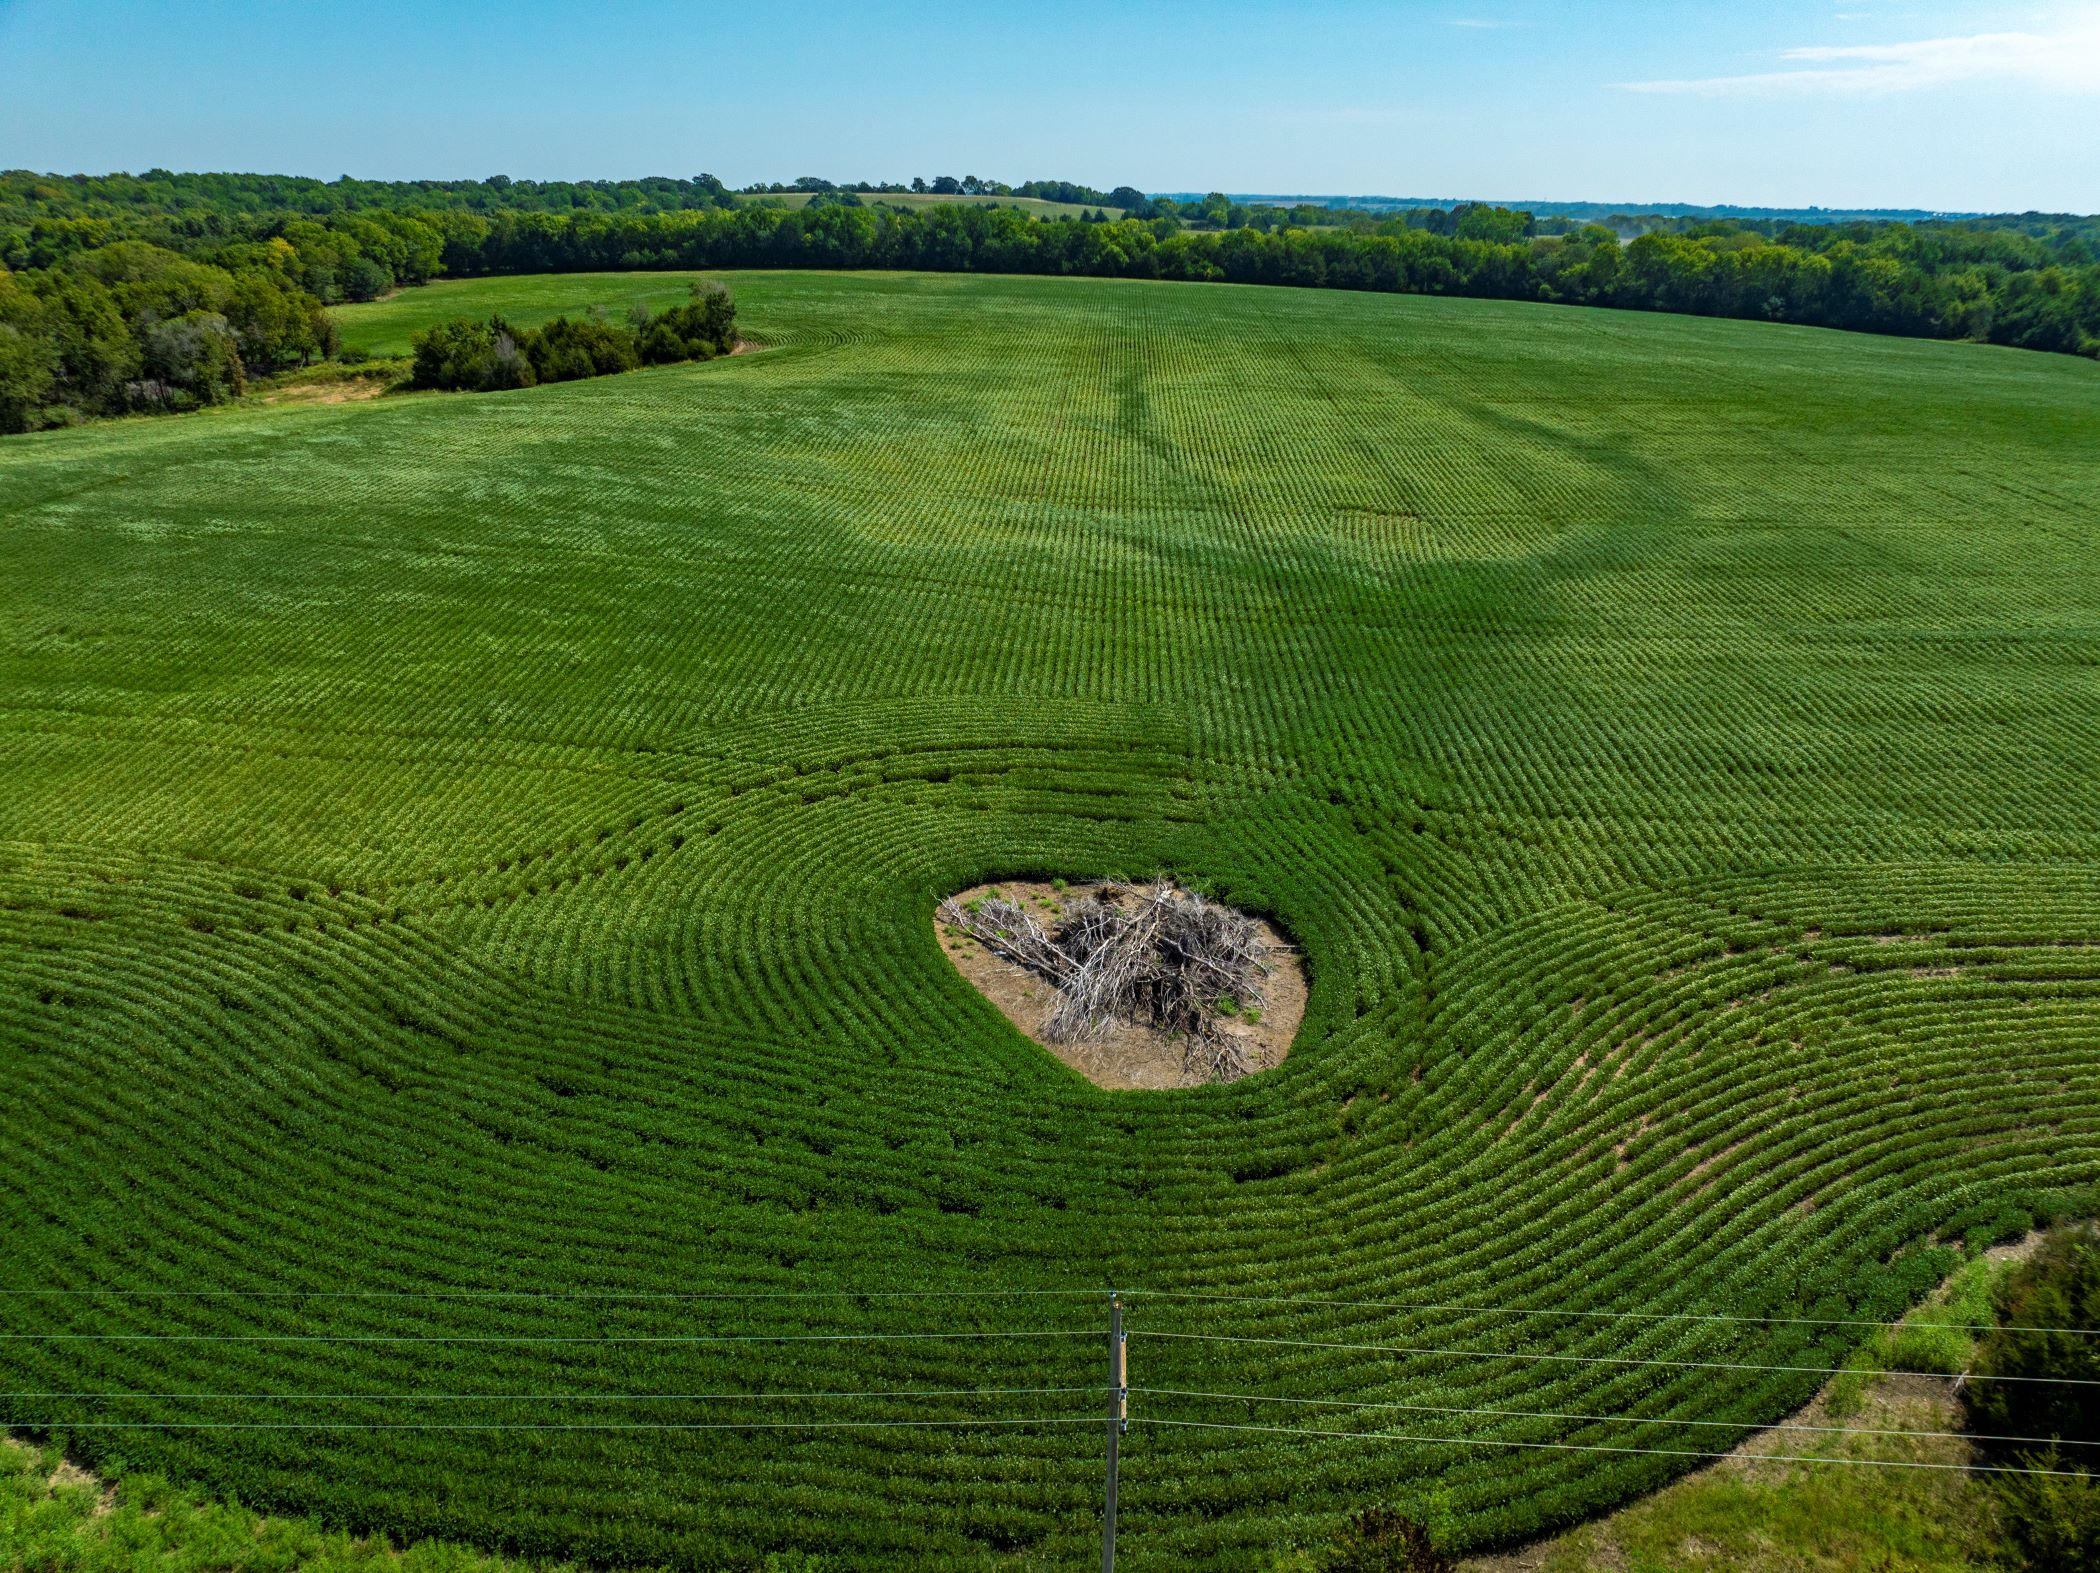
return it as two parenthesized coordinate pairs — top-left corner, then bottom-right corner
(1, 271), (2097, 1567)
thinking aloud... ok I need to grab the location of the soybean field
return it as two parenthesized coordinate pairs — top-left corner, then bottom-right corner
(2, 270), (2098, 1569)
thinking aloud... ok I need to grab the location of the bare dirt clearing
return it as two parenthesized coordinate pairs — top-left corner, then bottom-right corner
(936, 879), (1305, 1089)
(252, 375), (395, 407)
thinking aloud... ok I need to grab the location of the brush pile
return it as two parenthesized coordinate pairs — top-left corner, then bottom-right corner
(938, 881), (1274, 1081)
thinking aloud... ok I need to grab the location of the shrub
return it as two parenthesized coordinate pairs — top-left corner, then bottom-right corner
(527, 314), (640, 382)
(410, 315), (536, 392)
(341, 255), (394, 302)
(1968, 1225), (2100, 1448)
(1991, 1458), (2100, 1573)
(639, 282), (738, 365)
(1322, 1508), (1453, 1573)
(1965, 1224), (2100, 1572)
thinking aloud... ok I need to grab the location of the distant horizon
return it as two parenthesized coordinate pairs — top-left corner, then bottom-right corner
(1161, 193), (2019, 219)
(13, 166), (2091, 223)
(4, 1), (2095, 214)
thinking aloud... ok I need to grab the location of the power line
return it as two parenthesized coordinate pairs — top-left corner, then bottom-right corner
(1132, 1386), (2099, 1450)
(1131, 1288), (2100, 1339)
(23, 1382), (2073, 1454)
(8, 1378), (2075, 1451)
(1132, 1416), (2097, 1477)
(3, 1282), (2091, 1338)
(9, 1416), (1105, 1434)
(1139, 1330), (2100, 1385)
(0, 1287), (1108, 1303)
(0, 1329), (1099, 1346)
(3, 1384), (1104, 1403)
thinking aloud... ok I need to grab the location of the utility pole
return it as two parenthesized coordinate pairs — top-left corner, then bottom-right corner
(1103, 1289), (1127, 1573)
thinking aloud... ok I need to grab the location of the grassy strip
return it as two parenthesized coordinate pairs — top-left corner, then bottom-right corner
(1826, 1249), (2008, 1414)
(0, 1431), (581, 1572)
(1458, 1252), (2020, 1573)
(0, 1431), (823, 1573)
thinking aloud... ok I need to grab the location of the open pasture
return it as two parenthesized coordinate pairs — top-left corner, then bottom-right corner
(3, 271), (2099, 1569)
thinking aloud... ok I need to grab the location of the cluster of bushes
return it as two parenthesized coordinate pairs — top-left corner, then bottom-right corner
(0, 239), (336, 431)
(409, 282), (735, 392)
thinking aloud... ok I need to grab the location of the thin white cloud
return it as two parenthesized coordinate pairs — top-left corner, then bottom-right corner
(1621, 13), (2100, 95)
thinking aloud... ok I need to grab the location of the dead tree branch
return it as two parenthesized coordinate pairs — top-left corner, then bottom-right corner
(942, 881), (1273, 1081)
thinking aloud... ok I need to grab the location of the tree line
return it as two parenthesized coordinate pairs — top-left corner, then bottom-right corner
(4, 170), (2095, 432)
(0, 239), (340, 429)
(0, 169), (741, 221)
(398, 200), (2100, 358)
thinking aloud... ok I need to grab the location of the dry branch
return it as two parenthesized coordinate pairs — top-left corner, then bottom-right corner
(942, 881), (1273, 1081)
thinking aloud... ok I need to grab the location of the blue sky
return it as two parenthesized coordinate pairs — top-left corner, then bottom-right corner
(1, 0), (2094, 211)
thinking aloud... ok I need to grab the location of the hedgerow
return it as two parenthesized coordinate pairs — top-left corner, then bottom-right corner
(409, 282), (736, 392)
(0, 271), (2097, 1569)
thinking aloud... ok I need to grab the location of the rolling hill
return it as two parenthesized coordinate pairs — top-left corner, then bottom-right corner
(2, 270), (2097, 1569)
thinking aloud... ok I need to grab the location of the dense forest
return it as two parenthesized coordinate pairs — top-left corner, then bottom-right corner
(2, 169), (2095, 431)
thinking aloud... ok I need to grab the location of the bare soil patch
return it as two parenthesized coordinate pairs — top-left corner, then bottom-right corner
(250, 364), (404, 408)
(255, 379), (394, 407)
(43, 1451), (117, 1515)
(936, 879), (1304, 1089)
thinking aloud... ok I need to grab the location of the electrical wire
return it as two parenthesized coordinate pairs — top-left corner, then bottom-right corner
(1131, 1385), (2099, 1449)
(1132, 1416), (2096, 1477)
(1131, 1287), (2100, 1339)
(0, 1329), (1100, 1346)
(10, 1416), (1107, 1434)
(1, 1384), (1104, 1403)
(1138, 1330), (2100, 1385)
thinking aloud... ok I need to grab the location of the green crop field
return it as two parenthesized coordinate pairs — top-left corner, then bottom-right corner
(3, 269), (2098, 1570)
